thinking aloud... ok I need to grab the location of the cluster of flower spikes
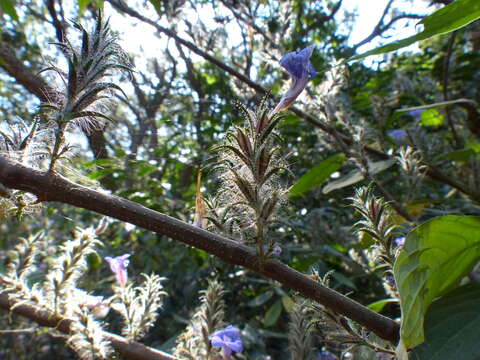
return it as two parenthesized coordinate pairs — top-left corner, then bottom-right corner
(212, 100), (289, 258)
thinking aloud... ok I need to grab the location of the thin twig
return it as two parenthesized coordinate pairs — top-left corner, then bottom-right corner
(0, 328), (36, 334)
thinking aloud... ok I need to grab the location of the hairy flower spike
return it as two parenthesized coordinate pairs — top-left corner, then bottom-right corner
(40, 12), (132, 171)
(1, 232), (44, 304)
(396, 146), (426, 202)
(68, 305), (112, 360)
(6, 232), (43, 281)
(212, 99), (289, 257)
(288, 299), (315, 360)
(272, 45), (317, 114)
(113, 273), (167, 340)
(174, 278), (226, 359)
(349, 186), (402, 302)
(45, 227), (101, 314)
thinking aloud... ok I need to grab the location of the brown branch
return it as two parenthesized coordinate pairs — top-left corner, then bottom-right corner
(0, 293), (176, 360)
(325, 0), (343, 22)
(46, 0), (66, 43)
(0, 155), (400, 344)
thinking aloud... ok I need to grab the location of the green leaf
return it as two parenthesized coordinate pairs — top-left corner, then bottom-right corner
(281, 295), (295, 313)
(411, 284), (480, 360)
(78, 0), (92, 13)
(0, 0), (19, 21)
(394, 216), (480, 349)
(149, 0), (162, 15)
(349, 0), (480, 61)
(440, 149), (476, 163)
(88, 168), (114, 180)
(420, 109), (444, 127)
(263, 299), (282, 327)
(322, 159), (396, 194)
(83, 158), (115, 168)
(137, 165), (158, 177)
(367, 298), (397, 313)
(247, 290), (274, 307)
(289, 153), (346, 196)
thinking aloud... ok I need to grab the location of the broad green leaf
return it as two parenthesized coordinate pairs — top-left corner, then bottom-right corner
(289, 153), (346, 196)
(439, 141), (480, 162)
(0, 0), (19, 21)
(137, 165), (158, 177)
(281, 295), (295, 313)
(440, 149), (476, 162)
(263, 299), (282, 327)
(411, 284), (480, 360)
(78, 0), (92, 13)
(367, 298), (398, 313)
(420, 109), (444, 127)
(394, 216), (480, 349)
(88, 168), (115, 180)
(350, 0), (480, 61)
(247, 290), (274, 307)
(322, 159), (396, 194)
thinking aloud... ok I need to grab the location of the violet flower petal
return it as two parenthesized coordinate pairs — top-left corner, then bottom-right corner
(387, 129), (408, 144)
(408, 109), (424, 118)
(105, 254), (130, 287)
(209, 325), (243, 357)
(271, 45), (317, 114)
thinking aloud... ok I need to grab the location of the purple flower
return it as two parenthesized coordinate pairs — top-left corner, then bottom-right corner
(272, 245), (282, 256)
(105, 254), (130, 287)
(317, 350), (338, 360)
(271, 45), (317, 114)
(408, 109), (424, 118)
(387, 129), (407, 143)
(210, 325), (243, 358)
(394, 236), (405, 247)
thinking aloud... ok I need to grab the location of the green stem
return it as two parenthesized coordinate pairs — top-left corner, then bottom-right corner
(49, 122), (67, 172)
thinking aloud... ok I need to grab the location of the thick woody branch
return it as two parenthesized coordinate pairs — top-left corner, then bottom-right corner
(0, 155), (400, 344)
(0, 293), (175, 360)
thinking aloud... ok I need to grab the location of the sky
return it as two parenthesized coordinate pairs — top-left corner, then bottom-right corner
(342, 0), (431, 52)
